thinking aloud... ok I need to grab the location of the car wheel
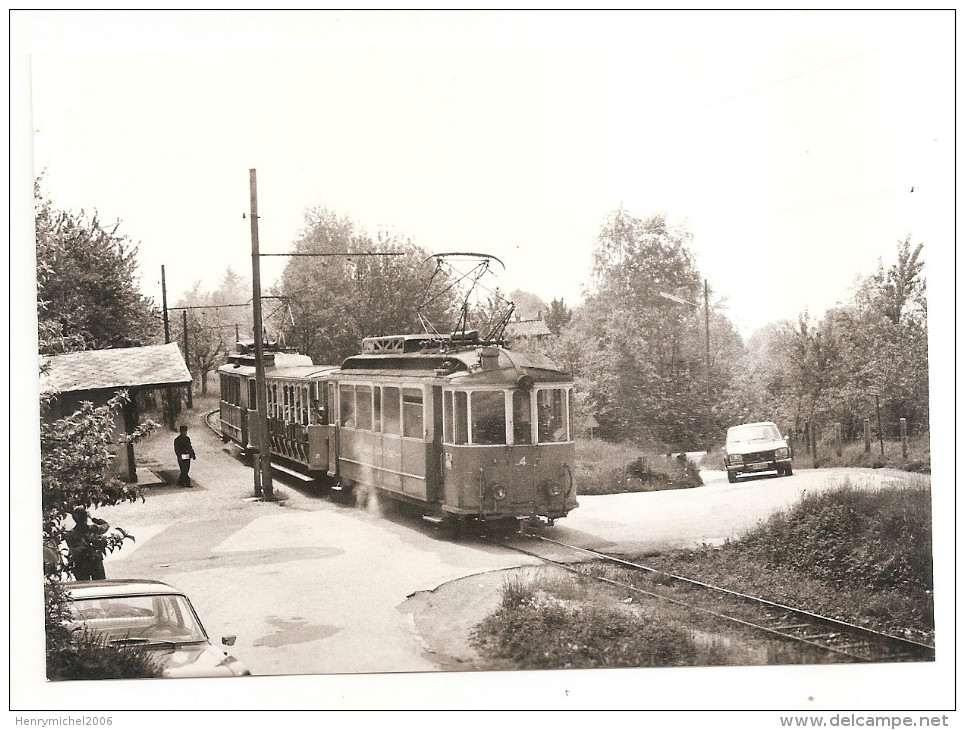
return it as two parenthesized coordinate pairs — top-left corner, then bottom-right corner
(784, 465), (793, 476)
(727, 471), (738, 484)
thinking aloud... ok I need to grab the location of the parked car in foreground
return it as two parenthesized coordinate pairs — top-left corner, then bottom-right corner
(64, 579), (250, 678)
(723, 421), (793, 483)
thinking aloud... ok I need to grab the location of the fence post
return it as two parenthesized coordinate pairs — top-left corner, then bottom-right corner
(864, 418), (871, 453)
(835, 423), (842, 457)
(900, 418), (908, 459)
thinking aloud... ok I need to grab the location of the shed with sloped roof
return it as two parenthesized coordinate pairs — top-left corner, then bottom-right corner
(40, 343), (192, 482)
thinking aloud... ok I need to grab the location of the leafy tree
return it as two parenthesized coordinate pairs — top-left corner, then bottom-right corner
(575, 208), (713, 448)
(172, 273), (252, 396)
(275, 207), (458, 364)
(544, 298), (573, 337)
(40, 390), (156, 577)
(507, 289), (548, 320)
(744, 238), (928, 443)
(35, 179), (159, 351)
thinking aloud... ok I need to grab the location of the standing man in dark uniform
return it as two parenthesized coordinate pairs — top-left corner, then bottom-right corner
(174, 425), (197, 487)
(66, 506), (110, 580)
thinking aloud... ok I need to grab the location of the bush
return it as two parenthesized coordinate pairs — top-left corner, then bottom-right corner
(738, 483), (933, 593)
(473, 575), (698, 669)
(45, 579), (164, 681)
(575, 439), (703, 495)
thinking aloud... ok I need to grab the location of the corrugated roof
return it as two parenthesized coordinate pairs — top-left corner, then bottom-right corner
(505, 318), (552, 338)
(40, 342), (192, 394)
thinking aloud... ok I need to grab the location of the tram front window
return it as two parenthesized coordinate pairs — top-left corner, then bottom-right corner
(471, 391), (506, 445)
(512, 390), (533, 444)
(537, 389), (568, 443)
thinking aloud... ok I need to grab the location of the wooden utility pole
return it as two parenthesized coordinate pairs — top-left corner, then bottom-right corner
(703, 279), (711, 450)
(249, 169), (273, 500)
(874, 392), (885, 457)
(161, 265), (175, 430)
(182, 309), (193, 409)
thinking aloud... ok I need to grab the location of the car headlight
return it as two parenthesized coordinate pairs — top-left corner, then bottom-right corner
(775, 447), (789, 459)
(726, 454), (743, 466)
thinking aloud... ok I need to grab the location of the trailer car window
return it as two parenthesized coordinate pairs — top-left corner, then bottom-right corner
(339, 385), (355, 428)
(356, 385), (373, 430)
(383, 387), (400, 435)
(402, 388), (423, 438)
(471, 391), (507, 445)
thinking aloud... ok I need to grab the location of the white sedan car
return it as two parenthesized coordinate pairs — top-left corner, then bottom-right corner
(723, 421), (793, 483)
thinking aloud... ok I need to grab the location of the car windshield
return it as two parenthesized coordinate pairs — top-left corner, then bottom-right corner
(727, 424), (781, 443)
(67, 593), (207, 646)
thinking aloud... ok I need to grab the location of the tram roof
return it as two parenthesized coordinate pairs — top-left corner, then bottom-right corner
(339, 344), (571, 383)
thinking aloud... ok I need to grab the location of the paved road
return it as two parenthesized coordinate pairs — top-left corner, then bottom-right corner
(97, 410), (924, 678)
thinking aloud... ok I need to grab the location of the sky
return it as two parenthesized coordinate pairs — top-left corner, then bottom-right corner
(16, 10), (954, 338)
(9, 9), (958, 716)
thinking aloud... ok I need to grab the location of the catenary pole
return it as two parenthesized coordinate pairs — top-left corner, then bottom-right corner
(249, 169), (273, 499)
(182, 309), (193, 409)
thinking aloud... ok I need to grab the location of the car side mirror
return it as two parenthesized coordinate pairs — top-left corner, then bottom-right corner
(222, 635), (237, 647)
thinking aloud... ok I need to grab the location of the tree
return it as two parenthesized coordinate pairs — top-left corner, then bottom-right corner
(744, 237), (929, 442)
(574, 208), (713, 448)
(40, 390), (156, 577)
(275, 207), (458, 364)
(544, 298), (573, 337)
(507, 289), (548, 320)
(172, 272), (252, 396)
(35, 179), (159, 351)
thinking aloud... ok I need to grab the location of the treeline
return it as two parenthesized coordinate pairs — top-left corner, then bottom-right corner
(36, 181), (929, 451)
(544, 208), (928, 450)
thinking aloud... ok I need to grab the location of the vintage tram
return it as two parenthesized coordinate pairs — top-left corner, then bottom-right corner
(218, 332), (578, 527)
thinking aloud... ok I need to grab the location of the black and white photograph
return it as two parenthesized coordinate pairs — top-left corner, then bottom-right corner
(10, 9), (955, 722)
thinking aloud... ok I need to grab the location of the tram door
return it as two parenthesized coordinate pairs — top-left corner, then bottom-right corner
(426, 386), (444, 504)
(307, 380), (332, 475)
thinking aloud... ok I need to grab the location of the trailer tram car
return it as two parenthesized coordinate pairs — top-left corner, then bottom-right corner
(218, 333), (578, 527)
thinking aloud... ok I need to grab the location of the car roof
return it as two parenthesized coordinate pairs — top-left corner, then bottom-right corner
(63, 579), (185, 599)
(728, 421), (777, 430)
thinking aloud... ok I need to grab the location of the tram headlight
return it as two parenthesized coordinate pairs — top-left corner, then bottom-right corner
(492, 485), (508, 501)
(545, 480), (563, 497)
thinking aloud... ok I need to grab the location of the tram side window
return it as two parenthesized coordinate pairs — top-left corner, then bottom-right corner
(471, 391), (506, 445)
(537, 389), (568, 443)
(328, 383), (337, 425)
(454, 391), (468, 445)
(356, 385), (373, 430)
(383, 386), (401, 435)
(339, 385), (355, 428)
(248, 380), (258, 410)
(402, 388), (423, 438)
(372, 387), (381, 432)
(512, 389), (533, 444)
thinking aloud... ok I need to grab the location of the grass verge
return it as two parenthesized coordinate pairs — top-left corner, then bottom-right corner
(471, 479), (934, 669)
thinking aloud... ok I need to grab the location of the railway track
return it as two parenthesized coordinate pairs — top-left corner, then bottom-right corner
(204, 409), (223, 438)
(486, 531), (935, 664)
